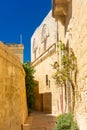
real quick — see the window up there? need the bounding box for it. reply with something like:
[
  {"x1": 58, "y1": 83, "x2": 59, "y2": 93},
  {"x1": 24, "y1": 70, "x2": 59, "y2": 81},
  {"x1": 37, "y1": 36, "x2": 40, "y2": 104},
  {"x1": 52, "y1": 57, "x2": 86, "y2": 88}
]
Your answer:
[
  {"x1": 41, "y1": 24, "x2": 49, "y2": 51},
  {"x1": 33, "y1": 38, "x2": 38, "y2": 60},
  {"x1": 46, "y1": 74, "x2": 48, "y2": 85}
]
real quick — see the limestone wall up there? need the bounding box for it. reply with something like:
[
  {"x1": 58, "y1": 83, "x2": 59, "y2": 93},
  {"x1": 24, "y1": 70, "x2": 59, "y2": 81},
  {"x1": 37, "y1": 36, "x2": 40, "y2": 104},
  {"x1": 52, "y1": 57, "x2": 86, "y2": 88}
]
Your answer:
[
  {"x1": 6, "y1": 44, "x2": 24, "y2": 63},
  {"x1": 31, "y1": 10, "x2": 57, "y2": 62},
  {"x1": 53, "y1": 0, "x2": 87, "y2": 128},
  {"x1": 65, "y1": 1, "x2": 87, "y2": 129},
  {"x1": 0, "y1": 42, "x2": 28, "y2": 130},
  {"x1": 32, "y1": 44, "x2": 64, "y2": 114},
  {"x1": 31, "y1": 10, "x2": 67, "y2": 115},
  {"x1": 55, "y1": 0, "x2": 87, "y2": 129},
  {"x1": 31, "y1": 0, "x2": 87, "y2": 128}
]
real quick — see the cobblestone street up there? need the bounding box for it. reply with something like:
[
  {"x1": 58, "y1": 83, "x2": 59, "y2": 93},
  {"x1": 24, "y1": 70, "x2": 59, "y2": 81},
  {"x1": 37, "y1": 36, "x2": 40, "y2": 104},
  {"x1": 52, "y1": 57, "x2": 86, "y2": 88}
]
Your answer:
[{"x1": 23, "y1": 111, "x2": 56, "y2": 130}]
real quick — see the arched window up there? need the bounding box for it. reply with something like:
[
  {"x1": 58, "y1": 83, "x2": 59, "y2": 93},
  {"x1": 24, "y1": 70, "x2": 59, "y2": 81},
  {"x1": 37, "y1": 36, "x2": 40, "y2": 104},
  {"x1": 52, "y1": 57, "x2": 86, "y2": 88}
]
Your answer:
[
  {"x1": 33, "y1": 38, "x2": 38, "y2": 60},
  {"x1": 41, "y1": 24, "x2": 49, "y2": 51}
]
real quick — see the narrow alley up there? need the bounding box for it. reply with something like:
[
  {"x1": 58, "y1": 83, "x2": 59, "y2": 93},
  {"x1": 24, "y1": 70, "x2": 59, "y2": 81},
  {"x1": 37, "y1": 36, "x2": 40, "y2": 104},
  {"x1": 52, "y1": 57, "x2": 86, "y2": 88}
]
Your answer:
[{"x1": 23, "y1": 111, "x2": 56, "y2": 130}]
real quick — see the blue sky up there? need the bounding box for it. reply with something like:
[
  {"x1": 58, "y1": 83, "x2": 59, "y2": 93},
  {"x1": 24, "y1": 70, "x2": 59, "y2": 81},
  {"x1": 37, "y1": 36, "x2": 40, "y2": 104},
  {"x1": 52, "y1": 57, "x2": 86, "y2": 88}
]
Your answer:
[{"x1": 0, "y1": 0, "x2": 51, "y2": 62}]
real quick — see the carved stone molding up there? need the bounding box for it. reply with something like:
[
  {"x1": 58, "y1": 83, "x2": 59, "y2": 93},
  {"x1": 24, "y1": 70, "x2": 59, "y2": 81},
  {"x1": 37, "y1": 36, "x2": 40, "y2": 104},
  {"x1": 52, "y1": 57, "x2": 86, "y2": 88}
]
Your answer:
[
  {"x1": 41, "y1": 24, "x2": 49, "y2": 51},
  {"x1": 33, "y1": 38, "x2": 38, "y2": 52},
  {"x1": 41, "y1": 24, "x2": 49, "y2": 43},
  {"x1": 52, "y1": 0, "x2": 71, "y2": 24}
]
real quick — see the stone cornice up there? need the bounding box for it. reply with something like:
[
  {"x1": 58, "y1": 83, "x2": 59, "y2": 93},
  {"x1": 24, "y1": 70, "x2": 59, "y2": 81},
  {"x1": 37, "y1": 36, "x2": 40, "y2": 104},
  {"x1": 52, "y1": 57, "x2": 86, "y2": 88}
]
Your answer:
[
  {"x1": 52, "y1": 0, "x2": 71, "y2": 24},
  {"x1": 32, "y1": 43, "x2": 56, "y2": 67}
]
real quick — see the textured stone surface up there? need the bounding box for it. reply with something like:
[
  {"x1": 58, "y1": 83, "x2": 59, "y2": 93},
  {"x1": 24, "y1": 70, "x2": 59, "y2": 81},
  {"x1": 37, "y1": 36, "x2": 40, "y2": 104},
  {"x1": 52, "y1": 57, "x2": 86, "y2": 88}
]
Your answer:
[
  {"x1": 31, "y1": 10, "x2": 57, "y2": 62},
  {"x1": 53, "y1": 0, "x2": 87, "y2": 129},
  {"x1": 6, "y1": 44, "x2": 24, "y2": 63},
  {"x1": 31, "y1": 11, "x2": 65, "y2": 115},
  {"x1": 23, "y1": 111, "x2": 56, "y2": 130},
  {"x1": 65, "y1": 1, "x2": 87, "y2": 129},
  {"x1": 31, "y1": 0, "x2": 87, "y2": 129},
  {"x1": 0, "y1": 42, "x2": 28, "y2": 130}
]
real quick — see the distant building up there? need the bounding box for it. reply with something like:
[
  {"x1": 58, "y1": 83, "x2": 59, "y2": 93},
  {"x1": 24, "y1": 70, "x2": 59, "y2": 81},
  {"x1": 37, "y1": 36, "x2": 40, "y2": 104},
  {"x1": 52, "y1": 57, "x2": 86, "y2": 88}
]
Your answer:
[
  {"x1": 6, "y1": 44, "x2": 24, "y2": 63},
  {"x1": 31, "y1": 10, "x2": 63, "y2": 114}
]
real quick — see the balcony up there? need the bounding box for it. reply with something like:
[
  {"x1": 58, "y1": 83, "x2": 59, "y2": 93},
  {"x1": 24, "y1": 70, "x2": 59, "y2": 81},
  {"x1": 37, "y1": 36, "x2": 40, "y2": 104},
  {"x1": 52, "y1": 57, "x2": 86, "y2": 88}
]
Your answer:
[{"x1": 52, "y1": 0, "x2": 71, "y2": 24}]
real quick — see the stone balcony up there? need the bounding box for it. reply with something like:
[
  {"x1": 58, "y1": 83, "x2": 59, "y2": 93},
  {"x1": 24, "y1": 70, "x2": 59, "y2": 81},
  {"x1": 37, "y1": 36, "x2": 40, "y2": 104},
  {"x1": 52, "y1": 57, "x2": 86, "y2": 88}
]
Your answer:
[{"x1": 52, "y1": 0, "x2": 71, "y2": 24}]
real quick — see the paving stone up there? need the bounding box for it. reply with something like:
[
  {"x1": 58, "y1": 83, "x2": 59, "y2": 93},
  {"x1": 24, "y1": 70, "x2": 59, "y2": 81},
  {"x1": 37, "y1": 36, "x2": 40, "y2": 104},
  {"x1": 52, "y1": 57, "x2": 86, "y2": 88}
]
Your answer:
[{"x1": 24, "y1": 111, "x2": 56, "y2": 130}]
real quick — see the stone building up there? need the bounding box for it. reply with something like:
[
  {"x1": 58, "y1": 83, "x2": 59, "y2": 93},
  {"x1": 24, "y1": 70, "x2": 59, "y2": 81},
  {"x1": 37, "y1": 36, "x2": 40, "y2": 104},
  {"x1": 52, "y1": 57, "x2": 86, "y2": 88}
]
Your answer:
[
  {"x1": 31, "y1": 0, "x2": 87, "y2": 129},
  {"x1": 31, "y1": 10, "x2": 65, "y2": 114},
  {"x1": 6, "y1": 43, "x2": 24, "y2": 63},
  {"x1": 52, "y1": 0, "x2": 87, "y2": 129},
  {"x1": 0, "y1": 41, "x2": 28, "y2": 130}
]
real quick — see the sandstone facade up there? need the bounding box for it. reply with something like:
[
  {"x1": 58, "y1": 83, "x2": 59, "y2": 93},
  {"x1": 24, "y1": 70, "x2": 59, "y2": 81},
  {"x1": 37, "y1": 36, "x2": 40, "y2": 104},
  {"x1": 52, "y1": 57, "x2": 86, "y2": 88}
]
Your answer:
[
  {"x1": 31, "y1": 10, "x2": 57, "y2": 61},
  {"x1": 6, "y1": 44, "x2": 24, "y2": 63},
  {"x1": 31, "y1": 11, "x2": 65, "y2": 114},
  {"x1": 52, "y1": 0, "x2": 87, "y2": 129},
  {"x1": 0, "y1": 42, "x2": 28, "y2": 130},
  {"x1": 31, "y1": 0, "x2": 87, "y2": 129}
]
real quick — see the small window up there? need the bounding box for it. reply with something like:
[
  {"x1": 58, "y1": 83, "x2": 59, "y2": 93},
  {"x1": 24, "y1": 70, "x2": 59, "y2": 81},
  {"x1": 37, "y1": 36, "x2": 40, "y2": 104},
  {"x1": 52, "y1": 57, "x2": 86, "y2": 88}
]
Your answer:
[
  {"x1": 49, "y1": 80, "x2": 50, "y2": 88},
  {"x1": 41, "y1": 24, "x2": 49, "y2": 51},
  {"x1": 46, "y1": 75, "x2": 48, "y2": 85},
  {"x1": 33, "y1": 38, "x2": 38, "y2": 60}
]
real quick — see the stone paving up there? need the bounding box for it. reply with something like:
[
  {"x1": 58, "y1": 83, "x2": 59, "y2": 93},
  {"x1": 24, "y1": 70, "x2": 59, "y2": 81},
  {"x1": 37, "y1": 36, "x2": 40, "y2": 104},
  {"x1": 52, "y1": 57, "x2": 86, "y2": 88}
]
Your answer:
[{"x1": 23, "y1": 111, "x2": 56, "y2": 130}]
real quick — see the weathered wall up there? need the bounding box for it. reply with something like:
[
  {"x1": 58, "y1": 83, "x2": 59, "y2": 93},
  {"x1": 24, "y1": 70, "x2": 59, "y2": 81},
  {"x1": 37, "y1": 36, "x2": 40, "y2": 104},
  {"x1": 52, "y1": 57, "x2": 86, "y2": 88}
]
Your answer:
[
  {"x1": 33, "y1": 48, "x2": 59, "y2": 114},
  {"x1": 34, "y1": 85, "x2": 42, "y2": 111},
  {"x1": 0, "y1": 42, "x2": 28, "y2": 130},
  {"x1": 34, "y1": 84, "x2": 52, "y2": 113},
  {"x1": 55, "y1": 0, "x2": 87, "y2": 129},
  {"x1": 65, "y1": 1, "x2": 87, "y2": 129},
  {"x1": 31, "y1": 10, "x2": 66, "y2": 115},
  {"x1": 31, "y1": 0, "x2": 87, "y2": 129},
  {"x1": 6, "y1": 44, "x2": 24, "y2": 63},
  {"x1": 31, "y1": 10, "x2": 57, "y2": 62}
]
